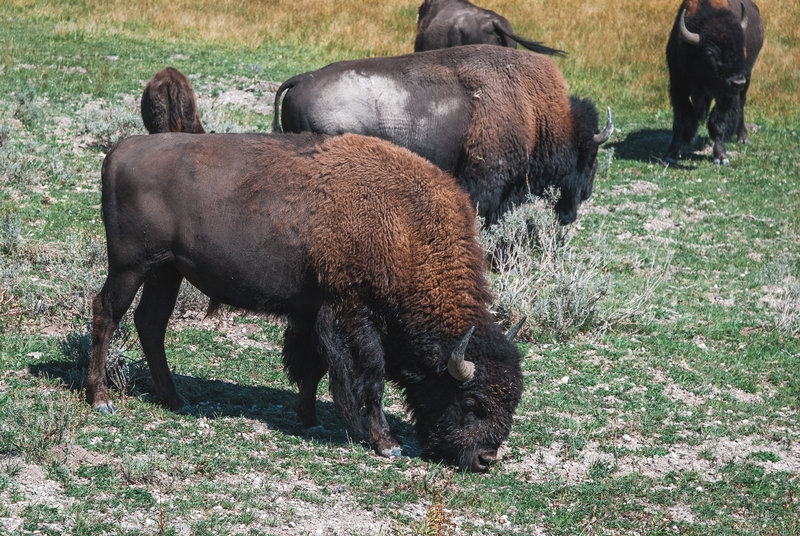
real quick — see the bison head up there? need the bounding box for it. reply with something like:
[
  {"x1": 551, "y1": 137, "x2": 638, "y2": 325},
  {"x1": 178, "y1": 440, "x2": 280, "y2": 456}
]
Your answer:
[
  {"x1": 555, "y1": 100, "x2": 613, "y2": 225},
  {"x1": 677, "y1": 5, "x2": 750, "y2": 98},
  {"x1": 402, "y1": 321, "x2": 525, "y2": 472}
]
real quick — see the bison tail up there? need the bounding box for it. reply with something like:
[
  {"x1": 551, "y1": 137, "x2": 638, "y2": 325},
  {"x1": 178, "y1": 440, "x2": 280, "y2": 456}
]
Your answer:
[
  {"x1": 272, "y1": 78, "x2": 299, "y2": 133},
  {"x1": 167, "y1": 82, "x2": 184, "y2": 132},
  {"x1": 494, "y1": 23, "x2": 567, "y2": 57}
]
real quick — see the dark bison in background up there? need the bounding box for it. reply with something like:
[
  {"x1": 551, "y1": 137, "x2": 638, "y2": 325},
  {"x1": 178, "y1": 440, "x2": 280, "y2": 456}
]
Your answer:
[
  {"x1": 273, "y1": 46, "x2": 612, "y2": 226},
  {"x1": 88, "y1": 131, "x2": 525, "y2": 472},
  {"x1": 415, "y1": 0, "x2": 566, "y2": 56},
  {"x1": 141, "y1": 67, "x2": 206, "y2": 134},
  {"x1": 664, "y1": 0, "x2": 763, "y2": 165}
]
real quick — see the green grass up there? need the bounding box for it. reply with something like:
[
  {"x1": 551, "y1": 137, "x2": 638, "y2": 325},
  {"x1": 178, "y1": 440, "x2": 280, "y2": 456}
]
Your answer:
[{"x1": 1, "y1": 1, "x2": 800, "y2": 534}]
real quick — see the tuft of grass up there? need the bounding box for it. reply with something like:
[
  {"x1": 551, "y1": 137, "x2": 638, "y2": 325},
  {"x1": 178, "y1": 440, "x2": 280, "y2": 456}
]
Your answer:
[
  {"x1": 0, "y1": 389, "x2": 89, "y2": 463},
  {"x1": 1, "y1": 205, "x2": 22, "y2": 255},
  {"x1": 59, "y1": 322, "x2": 147, "y2": 395},
  {"x1": 762, "y1": 255, "x2": 800, "y2": 335},
  {"x1": 80, "y1": 99, "x2": 144, "y2": 151},
  {"x1": 13, "y1": 88, "x2": 43, "y2": 126}
]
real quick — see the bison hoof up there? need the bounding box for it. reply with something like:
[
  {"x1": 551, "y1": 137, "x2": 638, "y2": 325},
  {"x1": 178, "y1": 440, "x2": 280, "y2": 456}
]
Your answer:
[
  {"x1": 713, "y1": 158, "x2": 730, "y2": 166},
  {"x1": 379, "y1": 445, "x2": 403, "y2": 458},
  {"x1": 302, "y1": 424, "x2": 327, "y2": 435},
  {"x1": 176, "y1": 404, "x2": 198, "y2": 416},
  {"x1": 93, "y1": 401, "x2": 116, "y2": 414},
  {"x1": 663, "y1": 156, "x2": 677, "y2": 166}
]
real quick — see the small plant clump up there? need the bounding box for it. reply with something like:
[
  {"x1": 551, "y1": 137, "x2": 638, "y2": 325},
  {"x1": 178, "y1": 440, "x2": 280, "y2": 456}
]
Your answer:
[
  {"x1": 480, "y1": 191, "x2": 610, "y2": 341},
  {"x1": 80, "y1": 99, "x2": 144, "y2": 151},
  {"x1": 0, "y1": 389, "x2": 89, "y2": 464},
  {"x1": 59, "y1": 322, "x2": 147, "y2": 394}
]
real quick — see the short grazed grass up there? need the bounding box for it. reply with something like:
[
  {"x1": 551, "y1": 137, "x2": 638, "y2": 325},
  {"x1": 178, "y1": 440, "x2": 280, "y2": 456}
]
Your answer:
[{"x1": 1, "y1": 1, "x2": 799, "y2": 534}]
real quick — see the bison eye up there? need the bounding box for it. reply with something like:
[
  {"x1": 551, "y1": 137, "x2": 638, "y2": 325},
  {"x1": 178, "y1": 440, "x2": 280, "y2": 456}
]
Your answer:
[{"x1": 463, "y1": 396, "x2": 484, "y2": 414}]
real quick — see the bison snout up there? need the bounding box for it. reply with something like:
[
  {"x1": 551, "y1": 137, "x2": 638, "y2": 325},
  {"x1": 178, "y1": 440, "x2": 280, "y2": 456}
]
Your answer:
[
  {"x1": 472, "y1": 448, "x2": 499, "y2": 472},
  {"x1": 727, "y1": 76, "x2": 747, "y2": 93}
]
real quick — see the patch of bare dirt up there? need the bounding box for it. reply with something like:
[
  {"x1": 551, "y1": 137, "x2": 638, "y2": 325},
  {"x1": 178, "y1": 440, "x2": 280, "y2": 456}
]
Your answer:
[
  {"x1": 0, "y1": 458, "x2": 76, "y2": 533},
  {"x1": 609, "y1": 180, "x2": 659, "y2": 197},
  {"x1": 506, "y1": 433, "x2": 800, "y2": 485}
]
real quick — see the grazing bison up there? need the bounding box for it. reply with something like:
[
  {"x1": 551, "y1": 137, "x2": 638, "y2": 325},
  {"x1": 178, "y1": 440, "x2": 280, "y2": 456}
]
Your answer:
[
  {"x1": 415, "y1": 0, "x2": 566, "y2": 56},
  {"x1": 664, "y1": 0, "x2": 763, "y2": 165},
  {"x1": 273, "y1": 46, "x2": 612, "y2": 226},
  {"x1": 141, "y1": 67, "x2": 206, "y2": 134},
  {"x1": 88, "y1": 132, "x2": 525, "y2": 472}
]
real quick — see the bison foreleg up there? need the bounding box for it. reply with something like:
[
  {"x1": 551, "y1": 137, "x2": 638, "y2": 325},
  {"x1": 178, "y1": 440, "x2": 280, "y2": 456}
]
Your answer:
[
  {"x1": 88, "y1": 270, "x2": 146, "y2": 412},
  {"x1": 708, "y1": 96, "x2": 740, "y2": 166},
  {"x1": 283, "y1": 315, "x2": 328, "y2": 431},
  {"x1": 736, "y1": 79, "x2": 752, "y2": 144},
  {"x1": 316, "y1": 302, "x2": 402, "y2": 458},
  {"x1": 133, "y1": 264, "x2": 190, "y2": 413},
  {"x1": 665, "y1": 83, "x2": 699, "y2": 164}
]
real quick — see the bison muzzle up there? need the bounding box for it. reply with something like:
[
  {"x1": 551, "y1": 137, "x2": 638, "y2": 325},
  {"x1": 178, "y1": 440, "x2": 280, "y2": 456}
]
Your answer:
[{"x1": 88, "y1": 132, "x2": 525, "y2": 472}]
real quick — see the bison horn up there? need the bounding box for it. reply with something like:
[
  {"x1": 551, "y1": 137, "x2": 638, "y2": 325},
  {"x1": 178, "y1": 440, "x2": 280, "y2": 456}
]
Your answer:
[
  {"x1": 448, "y1": 326, "x2": 476, "y2": 382},
  {"x1": 593, "y1": 107, "x2": 614, "y2": 144},
  {"x1": 740, "y1": 3, "x2": 748, "y2": 30},
  {"x1": 678, "y1": 9, "x2": 701, "y2": 45},
  {"x1": 505, "y1": 316, "x2": 527, "y2": 342}
]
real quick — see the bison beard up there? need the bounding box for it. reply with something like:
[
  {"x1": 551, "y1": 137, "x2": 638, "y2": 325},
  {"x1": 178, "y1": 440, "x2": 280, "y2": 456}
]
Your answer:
[
  {"x1": 88, "y1": 132, "x2": 524, "y2": 472},
  {"x1": 664, "y1": 0, "x2": 763, "y2": 165},
  {"x1": 273, "y1": 45, "x2": 612, "y2": 226},
  {"x1": 414, "y1": 0, "x2": 566, "y2": 56}
]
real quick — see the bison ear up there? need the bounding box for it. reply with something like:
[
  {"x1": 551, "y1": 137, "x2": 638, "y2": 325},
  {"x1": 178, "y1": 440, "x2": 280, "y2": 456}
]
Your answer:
[
  {"x1": 593, "y1": 108, "x2": 613, "y2": 145},
  {"x1": 678, "y1": 9, "x2": 701, "y2": 45},
  {"x1": 448, "y1": 327, "x2": 476, "y2": 382}
]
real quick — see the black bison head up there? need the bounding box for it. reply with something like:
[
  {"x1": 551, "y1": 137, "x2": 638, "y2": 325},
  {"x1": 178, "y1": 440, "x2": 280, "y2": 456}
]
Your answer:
[
  {"x1": 676, "y1": 4, "x2": 750, "y2": 98},
  {"x1": 554, "y1": 99, "x2": 613, "y2": 225},
  {"x1": 399, "y1": 323, "x2": 524, "y2": 472}
]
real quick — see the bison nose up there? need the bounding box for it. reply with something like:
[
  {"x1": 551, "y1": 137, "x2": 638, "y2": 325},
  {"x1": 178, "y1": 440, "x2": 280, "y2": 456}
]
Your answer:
[
  {"x1": 727, "y1": 76, "x2": 747, "y2": 92},
  {"x1": 473, "y1": 449, "x2": 498, "y2": 472}
]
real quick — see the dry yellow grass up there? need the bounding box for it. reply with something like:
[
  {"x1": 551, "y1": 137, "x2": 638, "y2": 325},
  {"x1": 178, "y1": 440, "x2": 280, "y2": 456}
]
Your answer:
[{"x1": 13, "y1": 0, "x2": 799, "y2": 120}]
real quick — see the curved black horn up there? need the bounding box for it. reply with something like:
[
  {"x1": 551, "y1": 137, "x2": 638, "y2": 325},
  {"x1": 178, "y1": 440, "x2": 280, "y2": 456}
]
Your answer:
[
  {"x1": 593, "y1": 107, "x2": 614, "y2": 144},
  {"x1": 448, "y1": 326, "x2": 476, "y2": 382},
  {"x1": 505, "y1": 316, "x2": 527, "y2": 342},
  {"x1": 678, "y1": 9, "x2": 701, "y2": 45},
  {"x1": 740, "y1": 3, "x2": 748, "y2": 30}
]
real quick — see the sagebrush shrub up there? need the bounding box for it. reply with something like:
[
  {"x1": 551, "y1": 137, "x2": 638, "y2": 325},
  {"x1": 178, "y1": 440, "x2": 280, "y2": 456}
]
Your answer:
[{"x1": 480, "y1": 192, "x2": 609, "y2": 341}]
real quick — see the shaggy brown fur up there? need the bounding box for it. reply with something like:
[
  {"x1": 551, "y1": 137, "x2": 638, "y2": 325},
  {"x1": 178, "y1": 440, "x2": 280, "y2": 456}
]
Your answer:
[
  {"x1": 141, "y1": 67, "x2": 205, "y2": 134},
  {"x1": 89, "y1": 132, "x2": 523, "y2": 472}
]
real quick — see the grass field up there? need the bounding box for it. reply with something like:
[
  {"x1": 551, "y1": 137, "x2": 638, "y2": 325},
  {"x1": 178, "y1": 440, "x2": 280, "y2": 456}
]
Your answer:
[{"x1": 1, "y1": 0, "x2": 799, "y2": 534}]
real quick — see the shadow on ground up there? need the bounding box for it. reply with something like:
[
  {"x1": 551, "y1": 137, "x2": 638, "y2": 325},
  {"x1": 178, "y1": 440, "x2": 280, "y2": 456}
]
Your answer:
[
  {"x1": 30, "y1": 354, "x2": 421, "y2": 458},
  {"x1": 609, "y1": 128, "x2": 709, "y2": 168}
]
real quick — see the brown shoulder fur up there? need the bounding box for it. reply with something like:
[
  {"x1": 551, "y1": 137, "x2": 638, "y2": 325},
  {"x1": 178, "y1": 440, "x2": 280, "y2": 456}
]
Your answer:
[
  {"x1": 682, "y1": 0, "x2": 736, "y2": 16},
  {"x1": 458, "y1": 47, "x2": 573, "y2": 167},
  {"x1": 312, "y1": 134, "x2": 491, "y2": 336}
]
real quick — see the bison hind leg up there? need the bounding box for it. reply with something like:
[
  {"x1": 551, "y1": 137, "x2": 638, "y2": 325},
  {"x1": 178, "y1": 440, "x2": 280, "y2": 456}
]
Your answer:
[
  {"x1": 133, "y1": 264, "x2": 190, "y2": 413},
  {"x1": 283, "y1": 314, "x2": 328, "y2": 430},
  {"x1": 88, "y1": 269, "x2": 149, "y2": 412},
  {"x1": 316, "y1": 302, "x2": 402, "y2": 458}
]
